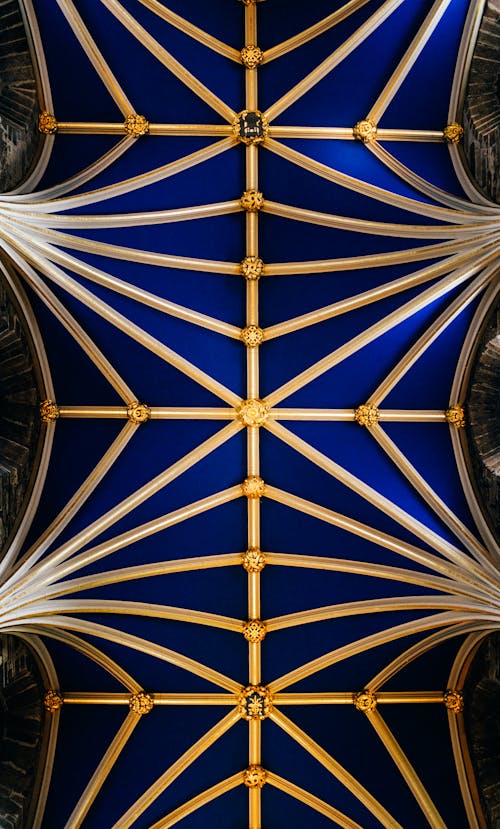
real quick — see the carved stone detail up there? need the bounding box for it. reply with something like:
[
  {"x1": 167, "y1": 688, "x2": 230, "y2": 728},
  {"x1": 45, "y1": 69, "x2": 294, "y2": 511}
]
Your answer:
[
  {"x1": 233, "y1": 110, "x2": 269, "y2": 145},
  {"x1": 40, "y1": 400, "x2": 59, "y2": 423},
  {"x1": 241, "y1": 46, "x2": 263, "y2": 69},
  {"x1": 238, "y1": 685, "x2": 273, "y2": 720},
  {"x1": 445, "y1": 404, "x2": 465, "y2": 429},
  {"x1": 353, "y1": 690, "x2": 377, "y2": 712},
  {"x1": 242, "y1": 548, "x2": 266, "y2": 573},
  {"x1": 241, "y1": 326, "x2": 264, "y2": 347},
  {"x1": 242, "y1": 476, "x2": 265, "y2": 498},
  {"x1": 43, "y1": 690, "x2": 63, "y2": 713},
  {"x1": 38, "y1": 112, "x2": 57, "y2": 135},
  {"x1": 240, "y1": 189, "x2": 264, "y2": 211},
  {"x1": 123, "y1": 114, "x2": 149, "y2": 137},
  {"x1": 443, "y1": 123, "x2": 464, "y2": 144},
  {"x1": 129, "y1": 692, "x2": 154, "y2": 714},
  {"x1": 353, "y1": 119, "x2": 377, "y2": 143},
  {"x1": 127, "y1": 401, "x2": 151, "y2": 423},
  {"x1": 242, "y1": 619, "x2": 267, "y2": 643},
  {"x1": 241, "y1": 256, "x2": 264, "y2": 280},
  {"x1": 243, "y1": 765, "x2": 267, "y2": 788},
  {"x1": 444, "y1": 689, "x2": 464, "y2": 714},
  {"x1": 354, "y1": 404, "x2": 379, "y2": 427},
  {"x1": 237, "y1": 398, "x2": 269, "y2": 427}
]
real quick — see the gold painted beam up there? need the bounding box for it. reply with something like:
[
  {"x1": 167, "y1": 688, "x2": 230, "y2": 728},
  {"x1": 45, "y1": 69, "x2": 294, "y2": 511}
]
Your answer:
[
  {"x1": 268, "y1": 126, "x2": 445, "y2": 141},
  {"x1": 62, "y1": 693, "x2": 237, "y2": 706},
  {"x1": 53, "y1": 122, "x2": 233, "y2": 136},
  {"x1": 270, "y1": 408, "x2": 447, "y2": 422},
  {"x1": 55, "y1": 406, "x2": 236, "y2": 419},
  {"x1": 274, "y1": 692, "x2": 444, "y2": 704}
]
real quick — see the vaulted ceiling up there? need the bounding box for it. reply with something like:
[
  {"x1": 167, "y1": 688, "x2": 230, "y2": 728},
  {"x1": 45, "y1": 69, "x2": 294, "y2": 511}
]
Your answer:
[{"x1": 0, "y1": 1, "x2": 499, "y2": 828}]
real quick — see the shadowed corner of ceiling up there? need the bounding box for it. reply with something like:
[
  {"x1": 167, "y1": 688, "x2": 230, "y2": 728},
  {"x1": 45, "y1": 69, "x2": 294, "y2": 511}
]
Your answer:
[
  {"x1": 0, "y1": 0, "x2": 44, "y2": 193},
  {"x1": 462, "y1": 0, "x2": 500, "y2": 204}
]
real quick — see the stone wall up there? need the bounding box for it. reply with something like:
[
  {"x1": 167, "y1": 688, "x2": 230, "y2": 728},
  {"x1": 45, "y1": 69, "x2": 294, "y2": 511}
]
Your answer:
[
  {"x1": 462, "y1": 1, "x2": 500, "y2": 203},
  {"x1": 0, "y1": 636, "x2": 45, "y2": 829},
  {"x1": 0, "y1": 276, "x2": 41, "y2": 553},
  {"x1": 466, "y1": 298, "x2": 500, "y2": 544},
  {"x1": 0, "y1": 0, "x2": 41, "y2": 192},
  {"x1": 464, "y1": 633, "x2": 500, "y2": 829}
]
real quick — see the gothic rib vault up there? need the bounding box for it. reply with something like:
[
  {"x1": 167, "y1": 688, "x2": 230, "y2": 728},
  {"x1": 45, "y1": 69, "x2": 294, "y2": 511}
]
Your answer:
[{"x1": 0, "y1": 1, "x2": 499, "y2": 827}]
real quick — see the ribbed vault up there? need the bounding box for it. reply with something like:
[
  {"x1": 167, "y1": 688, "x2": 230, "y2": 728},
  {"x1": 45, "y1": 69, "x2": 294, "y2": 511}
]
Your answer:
[{"x1": 0, "y1": 1, "x2": 498, "y2": 828}]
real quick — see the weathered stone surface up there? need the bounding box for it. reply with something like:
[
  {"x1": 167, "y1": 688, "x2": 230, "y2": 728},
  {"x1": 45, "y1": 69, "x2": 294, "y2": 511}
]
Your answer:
[
  {"x1": 0, "y1": 275, "x2": 41, "y2": 553},
  {"x1": 0, "y1": 636, "x2": 45, "y2": 829},
  {"x1": 464, "y1": 633, "x2": 500, "y2": 828},
  {"x1": 0, "y1": 0, "x2": 42, "y2": 192},
  {"x1": 462, "y1": 1, "x2": 500, "y2": 203},
  {"x1": 466, "y1": 297, "x2": 500, "y2": 543}
]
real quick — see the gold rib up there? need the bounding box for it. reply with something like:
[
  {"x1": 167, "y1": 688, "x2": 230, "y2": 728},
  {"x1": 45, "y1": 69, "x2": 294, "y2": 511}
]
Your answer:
[
  {"x1": 25, "y1": 486, "x2": 242, "y2": 594},
  {"x1": 366, "y1": 709, "x2": 447, "y2": 829},
  {"x1": 369, "y1": 425, "x2": 495, "y2": 568},
  {"x1": 264, "y1": 248, "x2": 488, "y2": 340},
  {"x1": 63, "y1": 693, "x2": 237, "y2": 705},
  {"x1": 264, "y1": 200, "x2": 496, "y2": 238},
  {"x1": 265, "y1": 487, "x2": 497, "y2": 594},
  {"x1": 264, "y1": 138, "x2": 489, "y2": 224},
  {"x1": 27, "y1": 615, "x2": 241, "y2": 693},
  {"x1": 12, "y1": 219, "x2": 239, "y2": 275},
  {"x1": 265, "y1": 0, "x2": 405, "y2": 121},
  {"x1": 271, "y1": 709, "x2": 403, "y2": 828},
  {"x1": 266, "y1": 595, "x2": 493, "y2": 633},
  {"x1": 265, "y1": 552, "x2": 491, "y2": 602},
  {"x1": 5, "y1": 598, "x2": 242, "y2": 633},
  {"x1": 149, "y1": 774, "x2": 242, "y2": 829},
  {"x1": 8, "y1": 424, "x2": 241, "y2": 596},
  {"x1": 266, "y1": 420, "x2": 497, "y2": 585},
  {"x1": 368, "y1": 622, "x2": 493, "y2": 691},
  {"x1": 265, "y1": 258, "x2": 496, "y2": 405},
  {"x1": 2, "y1": 232, "x2": 241, "y2": 406},
  {"x1": 15, "y1": 201, "x2": 241, "y2": 229},
  {"x1": 368, "y1": 263, "x2": 498, "y2": 406},
  {"x1": 21, "y1": 138, "x2": 234, "y2": 212},
  {"x1": 137, "y1": 0, "x2": 240, "y2": 61},
  {"x1": 111, "y1": 710, "x2": 240, "y2": 829},
  {"x1": 9, "y1": 254, "x2": 134, "y2": 401},
  {"x1": 101, "y1": 0, "x2": 235, "y2": 122},
  {"x1": 55, "y1": 0, "x2": 133, "y2": 115},
  {"x1": 4, "y1": 422, "x2": 138, "y2": 592},
  {"x1": 23, "y1": 627, "x2": 141, "y2": 692},
  {"x1": 269, "y1": 612, "x2": 473, "y2": 693},
  {"x1": 367, "y1": 0, "x2": 453, "y2": 123},
  {"x1": 64, "y1": 712, "x2": 140, "y2": 829},
  {"x1": 267, "y1": 772, "x2": 364, "y2": 829},
  {"x1": 274, "y1": 692, "x2": 444, "y2": 705}
]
